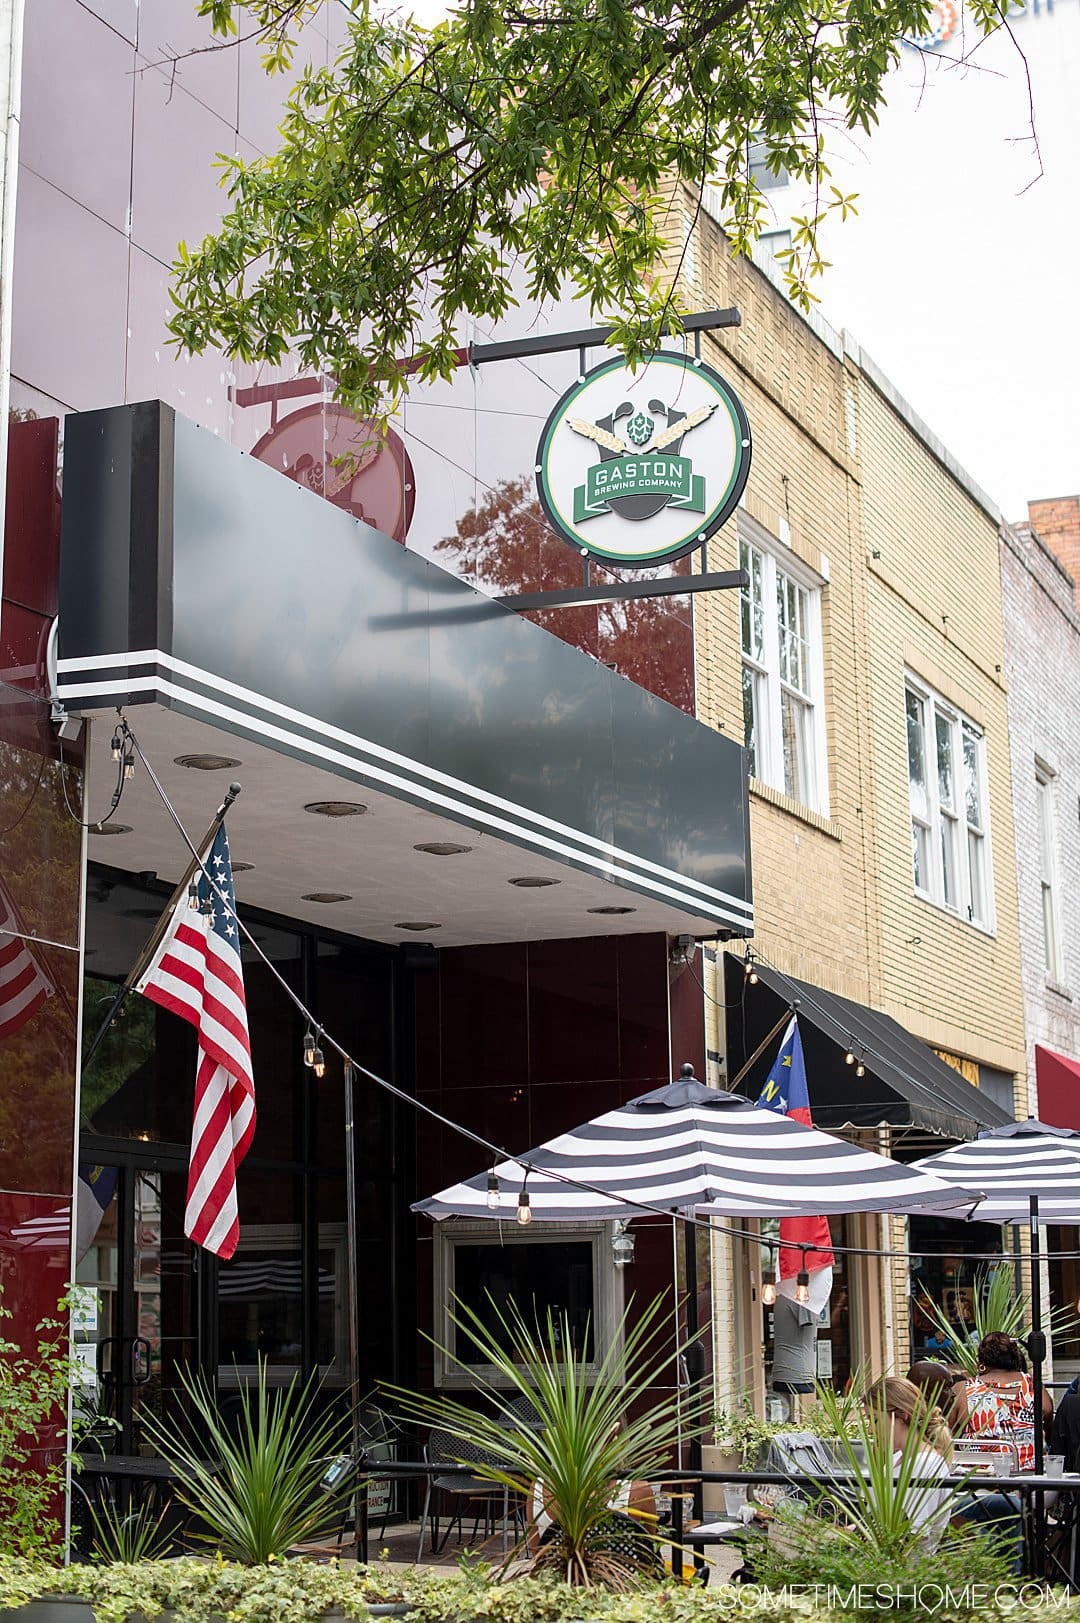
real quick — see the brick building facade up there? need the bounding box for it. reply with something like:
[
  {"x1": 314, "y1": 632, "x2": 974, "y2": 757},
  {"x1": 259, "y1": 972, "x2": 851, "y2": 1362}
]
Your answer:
[{"x1": 674, "y1": 189, "x2": 1028, "y2": 1406}]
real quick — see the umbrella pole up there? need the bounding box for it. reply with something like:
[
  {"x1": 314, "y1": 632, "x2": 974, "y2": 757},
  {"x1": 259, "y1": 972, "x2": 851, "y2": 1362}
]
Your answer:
[
  {"x1": 345, "y1": 1061, "x2": 364, "y2": 1561},
  {"x1": 1029, "y1": 1192, "x2": 1046, "y2": 1576},
  {"x1": 683, "y1": 1210, "x2": 703, "y2": 1518}
]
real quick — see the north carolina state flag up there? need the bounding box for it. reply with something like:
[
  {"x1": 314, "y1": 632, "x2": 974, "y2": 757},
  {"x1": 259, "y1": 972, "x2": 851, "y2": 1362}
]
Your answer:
[{"x1": 757, "y1": 1016, "x2": 834, "y2": 1310}]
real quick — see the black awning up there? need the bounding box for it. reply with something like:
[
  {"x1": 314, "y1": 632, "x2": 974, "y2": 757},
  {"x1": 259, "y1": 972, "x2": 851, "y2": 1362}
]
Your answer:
[{"x1": 723, "y1": 954, "x2": 1012, "y2": 1142}]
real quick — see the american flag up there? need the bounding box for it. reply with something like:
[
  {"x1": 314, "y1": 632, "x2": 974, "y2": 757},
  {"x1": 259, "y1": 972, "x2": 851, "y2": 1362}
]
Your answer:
[
  {"x1": 0, "y1": 875, "x2": 54, "y2": 1039},
  {"x1": 136, "y1": 826, "x2": 255, "y2": 1259}
]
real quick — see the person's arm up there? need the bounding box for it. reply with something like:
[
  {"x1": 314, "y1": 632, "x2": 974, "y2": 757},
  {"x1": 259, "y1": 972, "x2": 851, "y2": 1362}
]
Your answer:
[{"x1": 626, "y1": 1480, "x2": 657, "y2": 1523}]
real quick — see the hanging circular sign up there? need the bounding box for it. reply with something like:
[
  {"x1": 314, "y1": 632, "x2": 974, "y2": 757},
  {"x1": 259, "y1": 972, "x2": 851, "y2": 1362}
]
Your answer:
[{"x1": 534, "y1": 350, "x2": 752, "y2": 568}]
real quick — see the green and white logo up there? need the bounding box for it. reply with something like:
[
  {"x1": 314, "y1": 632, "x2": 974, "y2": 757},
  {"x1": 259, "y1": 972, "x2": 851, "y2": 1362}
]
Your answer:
[{"x1": 535, "y1": 351, "x2": 752, "y2": 567}]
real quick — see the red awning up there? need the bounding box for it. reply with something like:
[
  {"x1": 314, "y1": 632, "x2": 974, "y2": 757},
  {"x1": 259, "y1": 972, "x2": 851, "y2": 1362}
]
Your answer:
[{"x1": 1035, "y1": 1045, "x2": 1080, "y2": 1131}]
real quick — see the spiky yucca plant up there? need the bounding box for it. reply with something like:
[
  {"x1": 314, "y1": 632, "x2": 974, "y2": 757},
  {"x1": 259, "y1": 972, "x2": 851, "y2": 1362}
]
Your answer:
[
  {"x1": 144, "y1": 1358, "x2": 352, "y2": 1564},
  {"x1": 388, "y1": 1293, "x2": 703, "y2": 1589},
  {"x1": 918, "y1": 1264, "x2": 1077, "y2": 1377}
]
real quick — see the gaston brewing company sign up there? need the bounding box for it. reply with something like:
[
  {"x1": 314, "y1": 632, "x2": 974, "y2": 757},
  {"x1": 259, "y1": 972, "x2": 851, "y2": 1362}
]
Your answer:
[{"x1": 535, "y1": 351, "x2": 752, "y2": 567}]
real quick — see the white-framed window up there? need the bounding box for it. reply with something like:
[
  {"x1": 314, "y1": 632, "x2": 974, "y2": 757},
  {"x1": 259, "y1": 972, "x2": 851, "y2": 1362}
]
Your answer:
[
  {"x1": 1036, "y1": 763, "x2": 1062, "y2": 982},
  {"x1": 432, "y1": 1221, "x2": 624, "y2": 1388},
  {"x1": 904, "y1": 675, "x2": 993, "y2": 928},
  {"x1": 739, "y1": 518, "x2": 829, "y2": 815}
]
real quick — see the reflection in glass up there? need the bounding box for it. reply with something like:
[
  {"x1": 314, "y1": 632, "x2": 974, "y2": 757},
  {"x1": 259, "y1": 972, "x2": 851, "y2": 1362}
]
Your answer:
[
  {"x1": 452, "y1": 1241, "x2": 595, "y2": 1364},
  {"x1": 435, "y1": 476, "x2": 696, "y2": 713}
]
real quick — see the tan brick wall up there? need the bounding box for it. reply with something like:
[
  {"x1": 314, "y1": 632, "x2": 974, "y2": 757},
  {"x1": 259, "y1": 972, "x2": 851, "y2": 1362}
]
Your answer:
[
  {"x1": 857, "y1": 373, "x2": 1027, "y2": 1089},
  {"x1": 679, "y1": 192, "x2": 1029, "y2": 1391}
]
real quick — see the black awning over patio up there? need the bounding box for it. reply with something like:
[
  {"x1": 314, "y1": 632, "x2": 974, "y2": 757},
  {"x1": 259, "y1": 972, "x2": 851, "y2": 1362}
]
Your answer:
[{"x1": 723, "y1": 953, "x2": 1012, "y2": 1142}]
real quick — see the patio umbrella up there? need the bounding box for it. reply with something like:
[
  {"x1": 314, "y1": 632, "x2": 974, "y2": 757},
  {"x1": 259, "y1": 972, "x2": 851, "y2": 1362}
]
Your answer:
[
  {"x1": 415, "y1": 1071, "x2": 986, "y2": 1222},
  {"x1": 915, "y1": 1117, "x2": 1080, "y2": 1476},
  {"x1": 416, "y1": 1070, "x2": 985, "y2": 1503}
]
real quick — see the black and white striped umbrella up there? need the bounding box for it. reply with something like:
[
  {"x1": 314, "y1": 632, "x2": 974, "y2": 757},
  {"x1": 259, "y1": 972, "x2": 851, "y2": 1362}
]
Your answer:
[
  {"x1": 915, "y1": 1118, "x2": 1080, "y2": 1479},
  {"x1": 414, "y1": 1075, "x2": 983, "y2": 1221},
  {"x1": 913, "y1": 1117, "x2": 1080, "y2": 1224}
]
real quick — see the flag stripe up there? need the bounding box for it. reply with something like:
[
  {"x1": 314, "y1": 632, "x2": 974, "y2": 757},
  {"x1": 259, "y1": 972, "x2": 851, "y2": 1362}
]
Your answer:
[
  {"x1": 0, "y1": 876, "x2": 55, "y2": 1038},
  {"x1": 137, "y1": 828, "x2": 254, "y2": 1259}
]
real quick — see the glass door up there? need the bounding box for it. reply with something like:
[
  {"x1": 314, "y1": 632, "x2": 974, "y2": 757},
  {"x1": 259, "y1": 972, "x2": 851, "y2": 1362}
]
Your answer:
[{"x1": 73, "y1": 1162, "x2": 198, "y2": 1456}]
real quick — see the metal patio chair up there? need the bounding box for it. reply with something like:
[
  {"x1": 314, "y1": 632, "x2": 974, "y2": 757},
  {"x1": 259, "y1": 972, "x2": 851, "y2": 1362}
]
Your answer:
[{"x1": 417, "y1": 1428, "x2": 520, "y2": 1560}]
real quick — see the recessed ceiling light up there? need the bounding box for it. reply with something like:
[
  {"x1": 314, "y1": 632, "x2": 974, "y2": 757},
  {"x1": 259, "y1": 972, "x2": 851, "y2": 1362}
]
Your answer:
[
  {"x1": 301, "y1": 892, "x2": 353, "y2": 904},
  {"x1": 395, "y1": 921, "x2": 442, "y2": 931},
  {"x1": 414, "y1": 842, "x2": 474, "y2": 856},
  {"x1": 174, "y1": 753, "x2": 241, "y2": 770},
  {"x1": 91, "y1": 822, "x2": 132, "y2": 836},
  {"x1": 508, "y1": 876, "x2": 561, "y2": 888},
  {"x1": 304, "y1": 801, "x2": 368, "y2": 817},
  {"x1": 232, "y1": 861, "x2": 255, "y2": 873},
  {"x1": 588, "y1": 905, "x2": 637, "y2": 915}
]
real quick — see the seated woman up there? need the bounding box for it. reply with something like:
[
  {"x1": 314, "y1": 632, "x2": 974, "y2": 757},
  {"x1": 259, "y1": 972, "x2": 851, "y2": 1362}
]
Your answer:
[
  {"x1": 907, "y1": 1360, "x2": 970, "y2": 1437},
  {"x1": 864, "y1": 1376, "x2": 954, "y2": 1550},
  {"x1": 952, "y1": 1333, "x2": 1052, "y2": 1572},
  {"x1": 963, "y1": 1332, "x2": 1052, "y2": 1471}
]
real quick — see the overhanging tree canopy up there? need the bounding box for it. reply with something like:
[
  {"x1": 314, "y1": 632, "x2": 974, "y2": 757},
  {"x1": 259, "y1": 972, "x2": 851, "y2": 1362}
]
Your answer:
[{"x1": 178, "y1": 0, "x2": 1018, "y2": 416}]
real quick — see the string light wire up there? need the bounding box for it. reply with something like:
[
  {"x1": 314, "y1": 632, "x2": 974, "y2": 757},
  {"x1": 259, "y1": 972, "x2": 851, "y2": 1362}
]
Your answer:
[{"x1": 122, "y1": 722, "x2": 1068, "y2": 1268}]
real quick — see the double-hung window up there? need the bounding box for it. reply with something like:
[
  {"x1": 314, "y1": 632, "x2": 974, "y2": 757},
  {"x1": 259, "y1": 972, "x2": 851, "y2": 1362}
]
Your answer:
[
  {"x1": 1036, "y1": 764, "x2": 1062, "y2": 982},
  {"x1": 904, "y1": 675, "x2": 993, "y2": 928},
  {"x1": 739, "y1": 521, "x2": 828, "y2": 815}
]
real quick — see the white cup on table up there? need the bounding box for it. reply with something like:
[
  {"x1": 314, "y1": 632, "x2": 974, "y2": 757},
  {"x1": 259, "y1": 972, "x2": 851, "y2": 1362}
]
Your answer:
[{"x1": 1045, "y1": 1454, "x2": 1066, "y2": 1478}]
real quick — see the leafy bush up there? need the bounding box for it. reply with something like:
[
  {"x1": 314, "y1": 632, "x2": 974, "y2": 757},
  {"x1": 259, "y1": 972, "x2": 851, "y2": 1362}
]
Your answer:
[
  {"x1": 0, "y1": 1291, "x2": 73, "y2": 1560},
  {"x1": 0, "y1": 1554, "x2": 1056, "y2": 1623}
]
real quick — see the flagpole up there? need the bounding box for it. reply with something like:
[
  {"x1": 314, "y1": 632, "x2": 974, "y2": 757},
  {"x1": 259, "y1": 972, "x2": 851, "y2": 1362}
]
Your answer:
[{"x1": 80, "y1": 782, "x2": 242, "y2": 1075}]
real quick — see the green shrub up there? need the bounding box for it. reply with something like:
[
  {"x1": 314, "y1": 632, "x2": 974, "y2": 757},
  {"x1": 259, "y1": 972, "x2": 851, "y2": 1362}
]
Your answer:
[{"x1": 0, "y1": 1291, "x2": 73, "y2": 1560}]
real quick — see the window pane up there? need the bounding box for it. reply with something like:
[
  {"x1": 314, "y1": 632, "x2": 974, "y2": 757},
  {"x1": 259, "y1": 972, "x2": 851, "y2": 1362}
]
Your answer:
[
  {"x1": 742, "y1": 663, "x2": 759, "y2": 778},
  {"x1": 751, "y1": 549, "x2": 765, "y2": 658},
  {"x1": 936, "y1": 712, "x2": 954, "y2": 810},
  {"x1": 781, "y1": 689, "x2": 810, "y2": 804},
  {"x1": 912, "y1": 821, "x2": 930, "y2": 892},
  {"x1": 941, "y1": 815, "x2": 959, "y2": 909},
  {"x1": 969, "y1": 829, "x2": 987, "y2": 927},
  {"x1": 906, "y1": 690, "x2": 927, "y2": 816},
  {"x1": 777, "y1": 572, "x2": 810, "y2": 696},
  {"x1": 963, "y1": 726, "x2": 983, "y2": 830},
  {"x1": 740, "y1": 541, "x2": 764, "y2": 661},
  {"x1": 1043, "y1": 882, "x2": 1058, "y2": 977}
]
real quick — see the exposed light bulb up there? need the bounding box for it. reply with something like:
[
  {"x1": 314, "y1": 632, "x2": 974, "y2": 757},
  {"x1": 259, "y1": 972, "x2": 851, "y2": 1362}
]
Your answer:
[
  {"x1": 303, "y1": 1031, "x2": 316, "y2": 1068},
  {"x1": 486, "y1": 1170, "x2": 500, "y2": 1211},
  {"x1": 187, "y1": 882, "x2": 200, "y2": 911},
  {"x1": 123, "y1": 752, "x2": 136, "y2": 780},
  {"x1": 845, "y1": 1050, "x2": 856, "y2": 1066},
  {"x1": 795, "y1": 1269, "x2": 811, "y2": 1306},
  {"x1": 761, "y1": 1271, "x2": 777, "y2": 1306},
  {"x1": 110, "y1": 730, "x2": 123, "y2": 762},
  {"x1": 517, "y1": 1190, "x2": 532, "y2": 1226},
  {"x1": 749, "y1": 968, "x2": 759, "y2": 985},
  {"x1": 855, "y1": 1061, "x2": 866, "y2": 1077},
  {"x1": 313, "y1": 1046, "x2": 326, "y2": 1079}
]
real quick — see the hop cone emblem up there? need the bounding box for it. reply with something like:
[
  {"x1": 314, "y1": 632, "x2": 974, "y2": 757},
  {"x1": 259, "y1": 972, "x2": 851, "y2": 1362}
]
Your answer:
[{"x1": 626, "y1": 410, "x2": 654, "y2": 448}]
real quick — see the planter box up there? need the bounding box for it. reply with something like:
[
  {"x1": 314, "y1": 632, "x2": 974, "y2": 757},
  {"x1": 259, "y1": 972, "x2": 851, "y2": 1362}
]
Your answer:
[{"x1": 0, "y1": 1601, "x2": 413, "y2": 1623}]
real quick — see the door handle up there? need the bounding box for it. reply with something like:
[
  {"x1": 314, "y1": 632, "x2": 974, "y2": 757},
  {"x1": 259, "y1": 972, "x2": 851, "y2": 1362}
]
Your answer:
[{"x1": 130, "y1": 1337, "x2": 152, "y2": 1385}]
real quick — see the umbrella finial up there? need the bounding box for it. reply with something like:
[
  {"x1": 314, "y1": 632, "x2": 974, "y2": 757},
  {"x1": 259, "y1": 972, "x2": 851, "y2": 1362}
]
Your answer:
[{"x1": 679, "y1": 1062, "x2": 696, "y2": 1080}]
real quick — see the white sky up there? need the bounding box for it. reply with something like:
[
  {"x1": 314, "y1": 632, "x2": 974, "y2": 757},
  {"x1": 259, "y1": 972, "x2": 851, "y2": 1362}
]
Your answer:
[{"x1": 774, "y1": 3, "x2": 1080, "y2": 521}]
